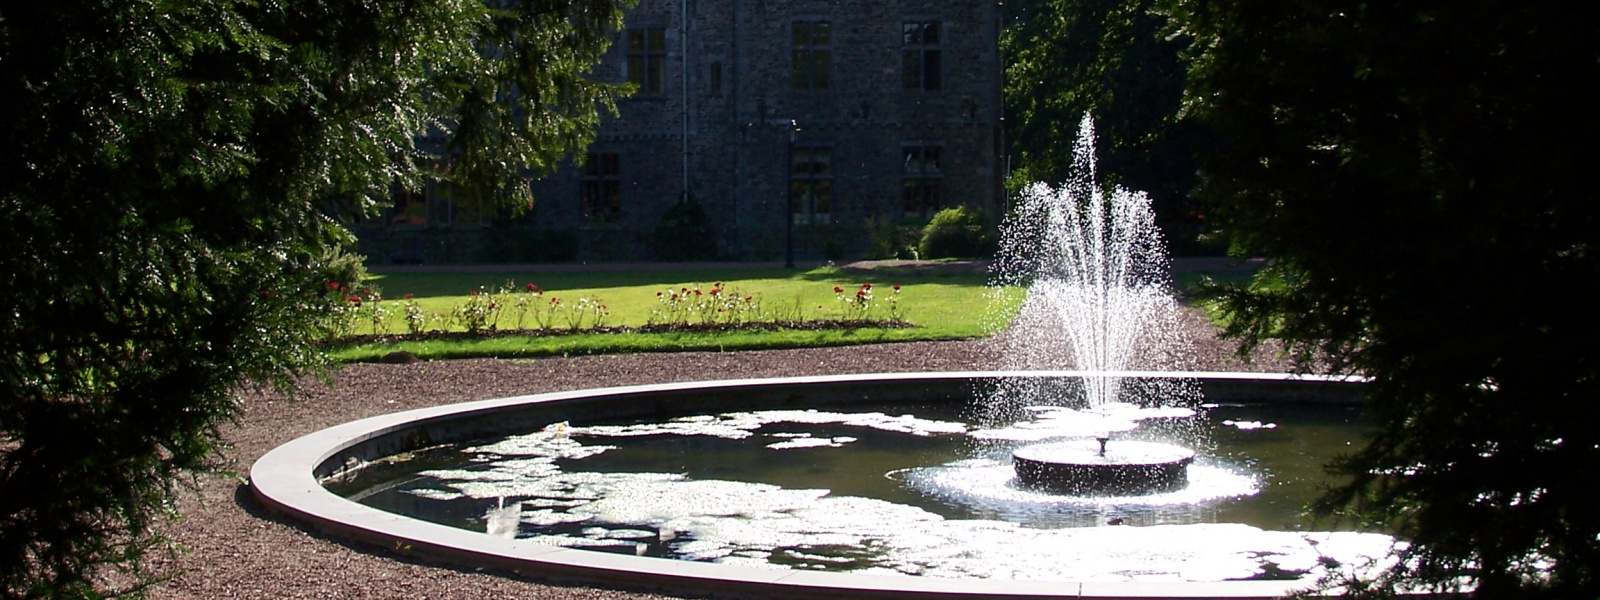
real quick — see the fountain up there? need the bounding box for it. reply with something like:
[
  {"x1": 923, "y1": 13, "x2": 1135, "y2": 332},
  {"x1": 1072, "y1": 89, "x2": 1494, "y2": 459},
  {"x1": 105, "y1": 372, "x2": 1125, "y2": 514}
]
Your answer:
[
  {"x1": 992, "y1": 114, "x2": 1200, "y2": 498},
  {"x1": 1012, "y1": 439, "x2": 1194, "y2": 495},
  {"x1": 248, "y1": 115, "x2": 1394, "y2": 598}
]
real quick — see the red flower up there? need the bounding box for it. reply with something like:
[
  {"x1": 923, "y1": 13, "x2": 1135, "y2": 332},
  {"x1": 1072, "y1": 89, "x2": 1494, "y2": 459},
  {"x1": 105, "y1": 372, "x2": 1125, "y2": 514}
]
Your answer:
[
  {"x1": 327, "y1": 281, "x2": 340, "y2": 291},
  {"x1": 346, "y1": 296, "x2": 361, "y2": 305},
  {"x1": 893, "y1": 285, "x2": 902, "y2": 292},
  {"x1": 709, "y1": 288, "x2": 720, "y2": 296},
  {"x1": 694, "y1": 288, "x2": 702, "y2": 296},
  {"x1": 526, "y1": 283, "x2": 540, "y2": 293},
  {"x1": 469, "y1": 290, "x2": 479, "y2": 297},
  {"x1": 833, "y1": 286, "x2": 844, "y2": 294},
  {"x1": 862, "y1": 283, "x2": 873, "y2": 290},
  {"x1": 656, "y1": 291, "x2": 663, "y2": 297},
  {"x1": 744, "y1": 295, "x2": 753, "y2": 302},
  {"x1": 404, "y1": 293, "x2": 414, "y2": 299}
]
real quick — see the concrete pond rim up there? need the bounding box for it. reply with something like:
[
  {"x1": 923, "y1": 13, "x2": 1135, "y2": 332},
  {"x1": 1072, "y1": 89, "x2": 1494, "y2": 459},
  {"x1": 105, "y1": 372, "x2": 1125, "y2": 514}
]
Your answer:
[{"x1": 249, "y1": 370, "x2": 1369, "y2": 600}]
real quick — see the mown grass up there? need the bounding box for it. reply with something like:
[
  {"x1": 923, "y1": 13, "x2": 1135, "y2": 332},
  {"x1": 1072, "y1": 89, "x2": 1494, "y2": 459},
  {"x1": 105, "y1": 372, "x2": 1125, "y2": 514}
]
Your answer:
[
  {"x1": 1171, "y1": 260, "x2": 1271, "y2": 330},
  {"x1": 1171, "y1": 268, "x2": 1258, "y2": 294},
  {"x1": 329, "y1": 266, "x2": 1023, "y2": 362}
]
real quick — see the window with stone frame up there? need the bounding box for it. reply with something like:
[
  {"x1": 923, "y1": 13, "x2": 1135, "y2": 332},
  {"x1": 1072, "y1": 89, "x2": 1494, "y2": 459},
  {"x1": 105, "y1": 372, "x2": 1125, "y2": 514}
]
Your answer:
[
  {"x1": 428, "y1": 182, "x2": 457, "y2": 226},
  {"x1": 902, "y1": 144, "x2": 943, "y2": 219},
  {"x1": 451, "y1": 186, "x2": 490, "y2": 226},
  {"x1": 581, "y1": 152, "x2": 621, "y2": 224},
  {"x1": 388, "y1": 187, "x2": 428, "y2": 227},
  {"x1": 387, "y1": 179, "x2": 487, "y2": 228},
  {"x1": 792, "y1": 20, "x2": 831, "y2": 91},
  {"x1": 627, "y1": 28, "x2": 666, "y2": 96},
  {"x1": 902, "y1": 21, "x2": 941, "y2": 91},
  {"x1": 791, "y1": 146, "x2": 833, "y2": 225}
]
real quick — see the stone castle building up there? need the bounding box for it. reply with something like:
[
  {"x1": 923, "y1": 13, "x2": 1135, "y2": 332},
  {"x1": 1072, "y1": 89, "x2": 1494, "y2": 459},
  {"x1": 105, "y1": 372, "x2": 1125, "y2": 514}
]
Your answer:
[{"x1": 356, "y1": 0, "x2": 1004, "y2": 263}]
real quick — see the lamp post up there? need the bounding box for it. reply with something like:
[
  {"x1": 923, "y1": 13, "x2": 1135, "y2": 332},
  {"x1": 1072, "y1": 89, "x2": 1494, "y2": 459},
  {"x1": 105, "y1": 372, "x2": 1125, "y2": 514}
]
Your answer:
[{"x1": 784, "y1": 120, "x2": 800, "y2": 268}]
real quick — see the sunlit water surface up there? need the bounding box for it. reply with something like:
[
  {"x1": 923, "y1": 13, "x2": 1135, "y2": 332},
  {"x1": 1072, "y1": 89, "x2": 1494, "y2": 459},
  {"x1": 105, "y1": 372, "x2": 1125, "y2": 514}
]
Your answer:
[{"x1": 330, "y1": 402, "x2": 1396, "y2": 583}]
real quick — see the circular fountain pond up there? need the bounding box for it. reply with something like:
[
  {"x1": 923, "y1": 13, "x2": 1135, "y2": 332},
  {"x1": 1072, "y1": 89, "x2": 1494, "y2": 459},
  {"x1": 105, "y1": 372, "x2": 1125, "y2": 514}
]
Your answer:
[{"x1": 252, "y1": 371, "x2": 1394, "y2": 599}]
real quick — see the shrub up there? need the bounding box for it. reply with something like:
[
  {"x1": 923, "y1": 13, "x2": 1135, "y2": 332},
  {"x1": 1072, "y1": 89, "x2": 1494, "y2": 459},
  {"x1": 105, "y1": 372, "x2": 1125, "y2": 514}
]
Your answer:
[
  {"x1": 652, "y1": 200, "x2": 717, "y2": 261},
  {"x1": 864, "y1": 215, "x2": 910, "y2": 259},
  {"x1": 483, "y1": 225, "x2": 579, "y2": 263},
  {"x1": 796, "y1": 219, "x2": 858, "y2": 262},
  {"x1": 918, "y1": 206, "x2": 991, "y2": 259}
]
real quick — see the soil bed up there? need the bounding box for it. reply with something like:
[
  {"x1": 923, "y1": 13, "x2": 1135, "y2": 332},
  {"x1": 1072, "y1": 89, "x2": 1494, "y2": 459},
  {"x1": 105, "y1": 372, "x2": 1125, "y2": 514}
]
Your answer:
[{"x1": 325, "y1": 318, "x2": 915, "y2": 349}]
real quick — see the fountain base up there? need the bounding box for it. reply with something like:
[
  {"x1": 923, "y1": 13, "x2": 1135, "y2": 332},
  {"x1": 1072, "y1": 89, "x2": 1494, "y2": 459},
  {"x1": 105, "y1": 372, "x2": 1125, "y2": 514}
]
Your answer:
[{"x1": 1013, "y1": 440, "x2": 1194, "y2": 496}]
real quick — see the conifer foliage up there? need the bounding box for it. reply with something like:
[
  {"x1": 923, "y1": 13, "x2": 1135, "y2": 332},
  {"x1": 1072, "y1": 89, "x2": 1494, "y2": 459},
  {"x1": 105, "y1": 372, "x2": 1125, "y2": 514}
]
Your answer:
[
  {"x1": 0, "y1": 0, "x2": 628, "y2": 596},
  {"x1": 1169, "y1": 2, "x2": 1600, "y2": 597}
]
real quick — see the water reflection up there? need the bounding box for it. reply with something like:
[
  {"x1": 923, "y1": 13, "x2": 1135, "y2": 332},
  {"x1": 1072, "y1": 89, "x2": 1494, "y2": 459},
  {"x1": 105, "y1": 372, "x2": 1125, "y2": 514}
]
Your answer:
[{"x1": 336, "y1": 404, "x2": 1391, "y2": 583}]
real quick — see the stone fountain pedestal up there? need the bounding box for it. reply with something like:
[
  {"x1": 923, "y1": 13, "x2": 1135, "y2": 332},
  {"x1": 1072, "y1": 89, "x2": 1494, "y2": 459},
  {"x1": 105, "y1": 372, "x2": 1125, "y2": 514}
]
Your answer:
[{"x1": 1013, "y1": 439, "x2": 1194, "y2": 496}]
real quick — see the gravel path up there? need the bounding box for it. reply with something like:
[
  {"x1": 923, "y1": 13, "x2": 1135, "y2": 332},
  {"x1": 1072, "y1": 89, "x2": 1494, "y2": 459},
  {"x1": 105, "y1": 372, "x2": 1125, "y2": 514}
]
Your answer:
[{"x1": 147, "y1": 306, "x2": 1293, "y2": 600}]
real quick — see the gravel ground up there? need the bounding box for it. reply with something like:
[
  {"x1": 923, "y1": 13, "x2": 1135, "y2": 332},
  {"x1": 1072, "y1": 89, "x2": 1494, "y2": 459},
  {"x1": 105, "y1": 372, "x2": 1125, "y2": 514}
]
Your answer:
[{"x1": 147, "y1": 305, "x2": 1294, "y2": 600}]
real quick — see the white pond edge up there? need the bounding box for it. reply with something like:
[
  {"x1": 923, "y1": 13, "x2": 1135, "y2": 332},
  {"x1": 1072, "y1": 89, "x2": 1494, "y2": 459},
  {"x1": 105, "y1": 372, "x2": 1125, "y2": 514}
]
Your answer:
[{"x1": 250, "y1": 370, "x2": 1369, "y2": 600}]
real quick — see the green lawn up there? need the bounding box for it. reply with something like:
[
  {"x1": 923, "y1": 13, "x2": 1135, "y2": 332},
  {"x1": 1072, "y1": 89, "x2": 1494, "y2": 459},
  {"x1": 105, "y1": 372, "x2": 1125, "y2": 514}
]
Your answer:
[
  {"x1": 1172, "y1": 268, "x2": 1258, "y2": 294},
  {"x1": 329, "y1": 266, "x2": 1023, "y2": 361}
]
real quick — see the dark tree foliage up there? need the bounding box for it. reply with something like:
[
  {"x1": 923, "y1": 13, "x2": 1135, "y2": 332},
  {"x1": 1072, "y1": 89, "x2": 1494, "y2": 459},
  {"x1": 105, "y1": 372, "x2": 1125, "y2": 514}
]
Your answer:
[
  {"x1": 1166, "y1": 1, "x2": 1600, "y2": 597},
  {"x1": 653, "y1": 200, "x2": 718, "y2": 261},
  {"x1": 0, "y1": 0, "x2": 627, "y2": 597},
  {"x1": 1003, "y1": 0, "x2": 1215, "y2": 254}
]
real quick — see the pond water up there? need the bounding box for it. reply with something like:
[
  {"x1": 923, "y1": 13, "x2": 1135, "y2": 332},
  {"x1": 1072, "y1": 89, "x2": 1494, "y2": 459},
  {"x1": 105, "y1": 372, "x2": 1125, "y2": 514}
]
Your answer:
[{"x1": 327, "y1": 401, "x2": 1395, "y2": 583}]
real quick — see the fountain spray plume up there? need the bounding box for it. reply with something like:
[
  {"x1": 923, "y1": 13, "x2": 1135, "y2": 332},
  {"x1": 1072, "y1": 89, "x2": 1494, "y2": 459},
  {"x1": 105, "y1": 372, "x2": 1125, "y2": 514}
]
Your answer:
[{"x1": 989, "y1": 114, "x2": 1196, "y2": 420}]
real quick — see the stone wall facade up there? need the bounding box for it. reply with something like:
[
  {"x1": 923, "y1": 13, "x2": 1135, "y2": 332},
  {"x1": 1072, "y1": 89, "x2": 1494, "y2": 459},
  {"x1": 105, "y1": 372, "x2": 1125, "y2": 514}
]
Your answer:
[{"x1": 357, "y1": 0, "x2": 1003, "y2": 263}]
